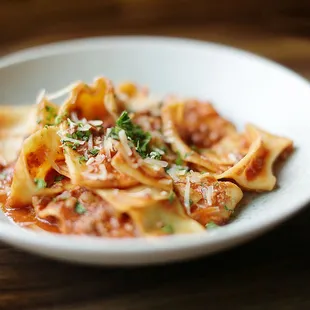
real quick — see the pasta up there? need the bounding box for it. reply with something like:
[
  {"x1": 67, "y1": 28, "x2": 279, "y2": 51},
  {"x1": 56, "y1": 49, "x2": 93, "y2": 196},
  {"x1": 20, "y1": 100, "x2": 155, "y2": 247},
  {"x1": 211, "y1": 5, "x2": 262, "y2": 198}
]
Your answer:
[{"x1": 0, "y1": 77, "x2": 293, "y2": 237}]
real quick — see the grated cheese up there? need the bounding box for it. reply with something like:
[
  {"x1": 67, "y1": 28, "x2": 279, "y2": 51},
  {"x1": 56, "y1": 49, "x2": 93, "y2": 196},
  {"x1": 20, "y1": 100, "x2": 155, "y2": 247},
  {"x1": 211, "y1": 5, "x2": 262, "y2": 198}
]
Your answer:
[
  {"x1": 89, "y1": 120, "x2": 103, "y2": 127},
  {"x1": 189, "y1": 171, "x2": 201, "y2": 183},
  {"x1": 119, "y1": 130, "x2": 132, "y2": 156},
  {"x1": 46, "y1": 83, "x2": 78, "y2": 101},
  {"x1": 86, "y1": 157, "x2": 95, "y2": 166},
  {"x1": 153, "y1": 147, "x2": 165, "y2": 155},
  {"x1": 228, "y1": 152, "x2": 238, "y2": 163},
  {"x1": 184, "y1": 176, "x2": 191, "y2": 214},
  {"x1": 95, "y1": 154, "x2": 105, "y2": 164},
  {"x1": 67, "y1": 118, "x2": 77, "y2": 129},
  {"x1": 79, "y1": 123, "x2": 92, "y2": 132},
  {"x1": 103, "y1": 137, "x2": 113, "y2": 159},
  {"x1": 88, "y1": 134, "x2": 93, "y2": 149},
  {"x1": 202, "y1": 185, "x2": 213, "y2": 206},
  {"x1": 129, "y1": 188, "x2": 152, "y2": 197},
  {"x1": 62, "y1": 137, "x2": 85, "y2": 145},
  {"x1": 144, "y1": 158, "x2": 168, "y2": 170},
  {"x1": 98, "y1": 163, "x2": 108, "y2": 180},
  {"x1": 36, "y1": 89, "x2": 46, "y2": 104},
  {"x1": 71, "y1": 111, "x2": 79, "y2": 122}
]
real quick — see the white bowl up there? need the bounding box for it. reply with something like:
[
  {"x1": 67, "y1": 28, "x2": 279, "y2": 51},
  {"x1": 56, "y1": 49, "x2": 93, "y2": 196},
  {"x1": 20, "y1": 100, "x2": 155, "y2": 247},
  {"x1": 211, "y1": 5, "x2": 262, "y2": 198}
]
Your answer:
[{"x1": 0, "y1": 36, "x2": 309, "y2": 266}]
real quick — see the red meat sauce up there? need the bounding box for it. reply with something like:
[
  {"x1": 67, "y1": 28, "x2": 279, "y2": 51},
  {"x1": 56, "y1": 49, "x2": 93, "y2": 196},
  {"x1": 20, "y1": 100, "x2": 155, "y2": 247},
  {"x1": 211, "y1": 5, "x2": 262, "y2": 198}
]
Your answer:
[
  {"x1": 178, "y1": 100, "x2": 236, "y2": 149},
  {"x1": 0, "y1": 166, "x2": 136, "y2": 237}
]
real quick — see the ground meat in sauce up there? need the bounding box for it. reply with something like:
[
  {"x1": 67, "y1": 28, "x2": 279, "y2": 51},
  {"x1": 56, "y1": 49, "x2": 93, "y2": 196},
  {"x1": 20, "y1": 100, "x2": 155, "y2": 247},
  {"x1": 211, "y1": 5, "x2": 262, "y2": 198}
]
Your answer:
[
  {"x1": 32, "y1": 187, "x2": 136, "y2": 237},
  {"x1": 175, "y1": 179, "x2": 233, "y2": 226},
  {"x1": 178, "y1": 100, "x2": 236, "y2": 149},
  {"x1": 132, "y1": 111, "x2": 162, "y2": 132},
  {"x1": 245, "y1": 147, "x2": 269, "y2": 180}
]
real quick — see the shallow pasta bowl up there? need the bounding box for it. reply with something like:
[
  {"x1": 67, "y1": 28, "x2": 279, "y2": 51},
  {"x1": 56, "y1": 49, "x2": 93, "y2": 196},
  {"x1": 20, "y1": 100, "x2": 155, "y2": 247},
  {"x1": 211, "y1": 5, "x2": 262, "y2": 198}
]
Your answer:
[{"x1": 0, "y1": 36, "x2": 310, "y2": 266}]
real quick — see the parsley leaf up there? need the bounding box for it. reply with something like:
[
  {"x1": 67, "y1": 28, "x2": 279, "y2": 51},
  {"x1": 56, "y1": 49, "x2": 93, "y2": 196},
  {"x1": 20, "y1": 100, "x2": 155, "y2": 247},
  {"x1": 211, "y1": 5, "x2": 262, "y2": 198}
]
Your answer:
[
  {"x1": 54, "y1": 175, "x2": 64, "y2": 182},
  {"x1": 75, "y1": 202, "x2": 86, "y2": 215},
  {"x1": 109, "y1": 111, "x2": 152, "y2": 158},
  {"x1": 45, "y1": 106, "x2": 54, "y2": 112},
  {"x1": 224, "y1": 205, "x2": 234, "y2": 212},
  {"x1": 89, "y1": 148, "x2": 99, "y2": 156},
  {"x1": 79, "y1": 155, "x2": 88, "y2": 164},
  {"x1": 175, "y1": 152, "x2": 183, "y2": 166},
  {"x1": 34, "y1": 178, "x2": 47, "y2": 189},
  {"x1": 161, "y1": 224, "x2": 174, "y2": 234},
  {"x1": 149, "y1": 150, "x2": 162, "y2": 160},
  {"x1": 205, "y1": 222, "x2": 219, "y2": 229},
  {"x1": 55, "y1": 112, "x2": 68, "y2": 125},
  {"x1": 168, "y1": 192, "x2": 175, "y2": 204},
  {"x1": 184, "y1": 151, "x2": 194, "y2": 159}
]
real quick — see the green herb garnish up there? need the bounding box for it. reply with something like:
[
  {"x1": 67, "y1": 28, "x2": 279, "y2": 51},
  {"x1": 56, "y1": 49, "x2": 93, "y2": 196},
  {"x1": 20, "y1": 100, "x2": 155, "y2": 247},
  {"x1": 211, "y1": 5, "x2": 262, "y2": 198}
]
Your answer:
[
  {"x1": 89, "y1": 148, "x2": 100, "y2": 156},
  {"x1": 45, "y1": 105, "x2": 57, "y2": 121},
  {"x1": 55, "y1": 112, "x2": 68, "y2": 125},
  {"x1": 54, "y1": 175, "x2": 64, "y2": 182},
  {"x1": 149, "y1": 150, "x2": 162, "y2": 160},
  {"x1": 168, "y1": 192, "x2": 176, "y2": 204},
  {"x1": 205, "y1": 222, "x2": 219, "y2": 229},
  {"x1": 175, "y1": 152, "x2": 183, "y2": 166},
  {"x1": 79, "y1": 155, "x2": 88, "y2": 164},
  {"x1": 161, "y1": 224, "x2": 174, "y2": 234},
  {"x1": 34, "y1": 178, "x2": 47, "y2": 189},
  {"x1": 109, "y1": 111, "x2": 152, "y2": 158},
  {"x1": 76, "y1": 130, "x2": 91, "y2": 141},
  {"x1": 224, "y1": 205, "x2": 234, "y2": 212},
  {"x1": 45, "y1": 106, "x2": 54, "y2": 112},
  {"x1": 75, "y1": 202, "x2": 86, "y2": 215},
  {"x1": 191, "y1": 145, "x2": 200, "y2": 152},
  {"x1": 184, "y1": 151, "x2": 194, "y2": 158}
]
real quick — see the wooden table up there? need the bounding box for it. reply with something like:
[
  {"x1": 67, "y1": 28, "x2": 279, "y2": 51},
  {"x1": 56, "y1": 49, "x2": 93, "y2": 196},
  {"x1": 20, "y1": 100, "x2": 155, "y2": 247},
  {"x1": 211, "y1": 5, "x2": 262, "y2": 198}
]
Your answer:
[{"x1": 1, "y1": 4, "x2": 310, "y2": 308}]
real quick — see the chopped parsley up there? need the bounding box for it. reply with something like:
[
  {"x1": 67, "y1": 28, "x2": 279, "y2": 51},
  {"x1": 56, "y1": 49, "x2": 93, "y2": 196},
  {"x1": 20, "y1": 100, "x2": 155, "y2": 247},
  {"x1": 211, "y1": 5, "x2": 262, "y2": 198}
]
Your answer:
[
  {"x1": 55, "y1": 112, "x2": 68, "y2": 125},
  {"x1": 161, "y1": 224, "x2": 174, "y2": 234},
  {"x1": 45, "y1": 105, "x2": 57, "y2": 122},
  {"x1": 66, "y1": 130, "x2": 91, "y2": 142},
  {"x1": 79, "y1": 155, "x2": 88, "y2": 164},
  {"x1": 205, "y1": 222, "x2": 219, "y2": 229},
  {"x1": 54, "y1": 175, "x2": 64, "y2": 182},
  {"x1": 184, "y1": 151, "x2": 194, "y2": 159},
  {"x1": 149, "y1": 150, "x2": 162, "y2": 160},
  {"x1": 63, "y1": 142, "x2": 79, "y2": 150},
  {"x1": 109, "y1": 111, "x2": 152, "y2": 158},
  {"x1": 191, "y1": 145, "x2": 200, "y2": 152},
  {"x1": 75, "y1": 202, "x2": 86, "y2": 215},
  {"x1": 89, "y1": 148, "x2": 100, "y2": 156},
  {"x1": 45, "y1": 106, "x2": 54, "y2": 112},
  {"x1": 168, "y1": 192, "x2": 176, "y2": 204},
  {"x1": 34, "y1": 178, "x2": 47, "y2": 189},
  {"x1": 224, "y1": 205, "x2": 234, "y2": 213},
  {"x1": 175, "y1": 152, "x2": 183, "y2": 166}
]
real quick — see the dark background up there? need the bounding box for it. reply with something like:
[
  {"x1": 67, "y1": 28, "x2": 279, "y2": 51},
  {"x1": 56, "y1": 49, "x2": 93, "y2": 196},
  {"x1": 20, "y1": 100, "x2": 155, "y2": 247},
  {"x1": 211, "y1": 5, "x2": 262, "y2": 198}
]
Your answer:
[
  {"x1": 1, "y1": 1, "x2": 310, "y2": 309},
  {"x1": 1, "y1": 1, "x2": 310, "y2": 77}
]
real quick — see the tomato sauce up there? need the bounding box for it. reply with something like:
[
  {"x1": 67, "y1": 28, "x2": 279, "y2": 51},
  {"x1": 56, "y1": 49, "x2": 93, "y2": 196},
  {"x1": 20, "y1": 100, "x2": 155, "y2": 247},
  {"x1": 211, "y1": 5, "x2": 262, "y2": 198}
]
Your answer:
[{"x1": 245, "y1": 147, "x2": 269, "y2": 181}]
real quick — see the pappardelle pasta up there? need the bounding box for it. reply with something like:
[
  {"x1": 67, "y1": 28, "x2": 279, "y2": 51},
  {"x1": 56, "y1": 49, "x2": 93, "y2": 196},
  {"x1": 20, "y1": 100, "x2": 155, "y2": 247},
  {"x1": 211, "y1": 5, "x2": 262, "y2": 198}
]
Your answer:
[{"x1": 0, "y1": 77, "x2": 293, "y2": 237}]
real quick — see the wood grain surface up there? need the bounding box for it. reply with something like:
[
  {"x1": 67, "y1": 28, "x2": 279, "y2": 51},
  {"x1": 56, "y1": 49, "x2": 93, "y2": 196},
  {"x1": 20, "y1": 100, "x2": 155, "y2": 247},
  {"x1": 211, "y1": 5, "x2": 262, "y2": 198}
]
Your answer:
[{"x1": 1, "y1": 1, "x2": 310, "y2": 309}]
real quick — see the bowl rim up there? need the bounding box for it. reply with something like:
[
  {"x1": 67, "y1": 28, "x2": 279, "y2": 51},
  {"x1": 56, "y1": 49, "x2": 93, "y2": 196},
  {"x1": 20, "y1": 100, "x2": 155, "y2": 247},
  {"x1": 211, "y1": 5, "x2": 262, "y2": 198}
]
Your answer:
[{"x1": 0, "y1": 35, "x2": 310, "y2": 259}]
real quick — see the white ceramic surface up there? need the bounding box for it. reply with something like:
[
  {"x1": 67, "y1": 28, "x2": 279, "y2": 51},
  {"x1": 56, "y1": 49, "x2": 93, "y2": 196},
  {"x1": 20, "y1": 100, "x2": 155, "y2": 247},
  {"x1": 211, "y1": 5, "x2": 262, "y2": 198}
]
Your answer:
[{"x1": 0, "y1": 36, "x2": 310, "y2": 266}]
